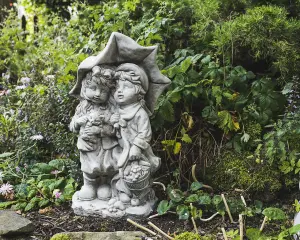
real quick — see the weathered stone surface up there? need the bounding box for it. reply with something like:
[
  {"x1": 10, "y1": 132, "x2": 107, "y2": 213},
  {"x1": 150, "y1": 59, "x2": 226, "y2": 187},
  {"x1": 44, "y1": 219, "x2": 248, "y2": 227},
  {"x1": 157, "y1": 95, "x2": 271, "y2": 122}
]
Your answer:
[
  {"x1": 50, "y1": 231, "x2": 145, "y2": 240},
  {"x1": 0, "y1": 210, "x2": 34, "y2": 236},
  {"x1": 69, "y1": 32, "x2": 171, "y2": 218}
]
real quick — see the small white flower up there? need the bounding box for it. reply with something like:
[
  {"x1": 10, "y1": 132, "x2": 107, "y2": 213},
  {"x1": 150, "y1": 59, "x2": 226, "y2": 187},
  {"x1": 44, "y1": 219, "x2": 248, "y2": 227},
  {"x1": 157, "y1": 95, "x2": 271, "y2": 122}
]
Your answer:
[
  {"x1": 20, "y1": 77, "x2": 31, "y2": 85},
  {"x1": 0, "y1": 183, "x2": 13, "y2": 195},
  {"x1": 45, "y1": 75, "x2": 55, "y2": 81},
  {"x1": 30, "y1": 134, "x2": 44, "y2": 141},
  {"x1": 15, "y1": 85, "x2": 27, "y2": 90}
]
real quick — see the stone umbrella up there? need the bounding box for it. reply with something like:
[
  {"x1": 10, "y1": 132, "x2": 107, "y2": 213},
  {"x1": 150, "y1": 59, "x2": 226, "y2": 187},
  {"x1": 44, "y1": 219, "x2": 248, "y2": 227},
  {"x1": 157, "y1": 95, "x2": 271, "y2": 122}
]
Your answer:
[{"x1": 69, "y1": 32, "x2": 171, "y2": 114}]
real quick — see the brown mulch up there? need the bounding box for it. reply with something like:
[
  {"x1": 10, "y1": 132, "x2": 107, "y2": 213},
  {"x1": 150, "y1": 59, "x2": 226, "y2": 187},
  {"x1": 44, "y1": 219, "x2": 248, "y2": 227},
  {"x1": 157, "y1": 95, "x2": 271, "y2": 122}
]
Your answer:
[{"x1": 21, "y1": 203, "x2": 227, "y2": 240}]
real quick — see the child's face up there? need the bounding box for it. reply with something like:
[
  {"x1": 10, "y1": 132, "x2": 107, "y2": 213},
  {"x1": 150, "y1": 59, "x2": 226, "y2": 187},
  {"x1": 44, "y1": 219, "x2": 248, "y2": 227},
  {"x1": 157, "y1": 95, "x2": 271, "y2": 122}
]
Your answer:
[
  {"x1": 114, "y1": 79, "x2": 138, "y2": 106},
  {"x1": 85, "y1": 77, "x2": 109, "y2": 104}
]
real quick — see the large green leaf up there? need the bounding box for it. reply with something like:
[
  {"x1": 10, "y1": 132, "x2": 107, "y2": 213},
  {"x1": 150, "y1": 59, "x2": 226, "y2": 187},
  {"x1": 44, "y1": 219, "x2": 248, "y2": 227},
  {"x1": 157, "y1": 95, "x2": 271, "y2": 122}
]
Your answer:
[
  {"x1": 262, "y1": 207, "x2": 286, "y2": 220},
  {"x1": 157, "y1": 200, "x2": 170, "y2": 215},
  {"x1": 176, "y1": 205, "x2": 190, "y2": 220}
]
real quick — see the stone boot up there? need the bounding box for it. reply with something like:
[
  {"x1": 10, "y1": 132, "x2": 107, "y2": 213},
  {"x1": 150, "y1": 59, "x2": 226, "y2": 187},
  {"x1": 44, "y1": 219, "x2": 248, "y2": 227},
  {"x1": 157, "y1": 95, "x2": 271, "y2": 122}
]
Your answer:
[
  {"x1": 97, "y1": 184, "x2": 112, "y2": 200},
  {"x1": 78, "y1": 174, "x2": 98, "y2": 201}
]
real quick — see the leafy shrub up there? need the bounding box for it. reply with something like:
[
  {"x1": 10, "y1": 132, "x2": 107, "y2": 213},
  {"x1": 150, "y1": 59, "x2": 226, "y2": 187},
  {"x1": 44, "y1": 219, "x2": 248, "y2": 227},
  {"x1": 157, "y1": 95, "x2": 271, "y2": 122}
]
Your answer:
[{"x1": 0, "y1": 158, "x2": 78, "y2": 211}]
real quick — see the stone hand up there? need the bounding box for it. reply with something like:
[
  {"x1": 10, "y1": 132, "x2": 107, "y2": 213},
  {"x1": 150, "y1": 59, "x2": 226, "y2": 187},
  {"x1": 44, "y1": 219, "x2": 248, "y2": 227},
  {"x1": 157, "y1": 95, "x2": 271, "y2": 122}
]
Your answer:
[
  {"x1": 84, "y1": 126, "x2": 102, "y2": 135},
  {"x1": 76, "y1": 116, "x2": 88, "y2": 126},
  {"x1": 129, "y1": 145, "x2": 142, "y2": 160},
  {"x1": 110, "y1": 113, "x2": 120, "y2": 124}
]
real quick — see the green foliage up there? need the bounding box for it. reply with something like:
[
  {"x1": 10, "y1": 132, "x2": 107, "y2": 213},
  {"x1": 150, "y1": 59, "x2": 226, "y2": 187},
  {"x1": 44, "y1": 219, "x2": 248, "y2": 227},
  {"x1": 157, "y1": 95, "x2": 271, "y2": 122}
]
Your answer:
[
  {"x1": 0, "y1": 159, "x2": 77, "y2": 211},
  {"x1": 174, "y1": 232, "x2": 201, "y2": 240},
  {"x1": 157, "y1": 182, "x2": 247, "y2": 220},
  {"x1": 212, "y1": 5, "x2": 300, "y2": 81},
  {"x1": 207, "y1": 151, "x2": 283, "y2": 196}
]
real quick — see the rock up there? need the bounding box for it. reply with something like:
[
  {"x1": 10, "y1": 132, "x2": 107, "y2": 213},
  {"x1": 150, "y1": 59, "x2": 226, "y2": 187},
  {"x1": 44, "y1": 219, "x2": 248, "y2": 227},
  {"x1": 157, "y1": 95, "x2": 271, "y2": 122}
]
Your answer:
[
  {"x1": 50, "y1": 231, "x2": 145, "y2": 240},
  {"x1": 0, "y1": 210, "x2": 34, "y2": 236}
]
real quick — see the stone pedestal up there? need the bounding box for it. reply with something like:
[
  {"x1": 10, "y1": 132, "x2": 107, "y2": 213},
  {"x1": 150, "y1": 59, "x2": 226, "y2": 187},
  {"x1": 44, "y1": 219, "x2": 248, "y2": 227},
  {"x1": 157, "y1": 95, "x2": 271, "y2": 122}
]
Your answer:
[{"x1": 72, "y1": 191, "x2": 157, "y2": 218}]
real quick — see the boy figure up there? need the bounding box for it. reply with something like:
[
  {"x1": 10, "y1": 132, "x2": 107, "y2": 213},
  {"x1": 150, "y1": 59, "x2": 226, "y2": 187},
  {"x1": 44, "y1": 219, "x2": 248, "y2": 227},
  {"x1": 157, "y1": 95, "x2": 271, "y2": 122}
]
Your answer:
[{"x1": 111, "y1": 63, "x2": 160, "y2": 206}]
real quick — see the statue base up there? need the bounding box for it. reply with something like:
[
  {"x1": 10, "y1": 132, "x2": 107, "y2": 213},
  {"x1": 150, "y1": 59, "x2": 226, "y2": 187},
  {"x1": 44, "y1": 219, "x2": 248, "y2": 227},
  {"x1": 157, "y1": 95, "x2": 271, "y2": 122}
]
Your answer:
[{"x1": 72, "y1": 191, "x2": 157, "y2": 218}]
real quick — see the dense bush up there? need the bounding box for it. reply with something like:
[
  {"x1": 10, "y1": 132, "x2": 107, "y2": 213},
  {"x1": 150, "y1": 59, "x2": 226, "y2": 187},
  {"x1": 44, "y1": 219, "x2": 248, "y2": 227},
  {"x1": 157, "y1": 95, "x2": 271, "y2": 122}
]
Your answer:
[{"x1": 0, "y1": 0, "x2": 300, "y2": 211}]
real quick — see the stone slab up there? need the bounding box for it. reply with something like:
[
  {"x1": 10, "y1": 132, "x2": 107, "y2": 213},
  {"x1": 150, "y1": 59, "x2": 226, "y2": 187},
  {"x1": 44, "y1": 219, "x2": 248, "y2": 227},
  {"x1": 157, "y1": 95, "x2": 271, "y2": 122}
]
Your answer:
[
  {"x1": 0, "y1": 210, "x2": 34, "y2": 236},
  {"x1": 51, "y1": 231, "x2": 145, "y2": 240}
]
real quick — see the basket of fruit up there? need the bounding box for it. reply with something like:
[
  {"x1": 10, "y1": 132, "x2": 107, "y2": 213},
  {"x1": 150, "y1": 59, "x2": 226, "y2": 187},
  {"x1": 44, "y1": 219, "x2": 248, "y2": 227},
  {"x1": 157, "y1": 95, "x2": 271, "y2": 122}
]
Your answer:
[{"x1": 123, "y1": 164, "x2": 150, "y2": 191}]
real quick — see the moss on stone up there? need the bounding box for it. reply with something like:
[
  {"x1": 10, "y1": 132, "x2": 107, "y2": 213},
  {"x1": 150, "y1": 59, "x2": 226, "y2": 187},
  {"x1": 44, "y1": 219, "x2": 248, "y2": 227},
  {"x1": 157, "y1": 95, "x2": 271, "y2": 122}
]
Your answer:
[
  {"x1": 50, "y1": 233, "x2": 71, "y2": 240},
  {"x1": 206, "y1": 151, "x2": 282, "y2": 196}
]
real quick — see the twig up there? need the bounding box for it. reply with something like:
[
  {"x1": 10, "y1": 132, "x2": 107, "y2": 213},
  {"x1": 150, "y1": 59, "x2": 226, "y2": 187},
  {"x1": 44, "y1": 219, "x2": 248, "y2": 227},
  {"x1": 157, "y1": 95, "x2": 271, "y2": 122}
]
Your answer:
[
  {"x1": 153, "y1": 182, "x2": 166, "y2": 192},
  {"x1": 259, "y1": 216, "x2": 268, "y2": 232},
  {"x1": 191, "y1": 164, "x2": 214, "y2": 192},
  {"x1": 241, "y1": 195, "x2": 247, "y2": 208},
  {"x1": 190, "y1": 203, "x2": 198, "y2": 234},
  {"x1": 148, "y1": 221, "x2": 174, "y2": 240},
  {"x1": 191, "y1": 217, "x2": 198, "y2": 234},
  {"x1": 221, "y1": 227, "x2": 228, "y2": 240},
  {"x1": 221, "y1": 194, "x2": 235, "y2": 223},
  {"x1": 199, "y1": 212, "x2": 220, "y2": 222},
  {"x1": 148, "y1": 211, "x2": 177, "y2": 219},
  {"x1": 127, "y1": 218, "x2": 157, "y2": 236},
  {"x1": 239, "y1": 214, "x2": 243, "y2": 240}
]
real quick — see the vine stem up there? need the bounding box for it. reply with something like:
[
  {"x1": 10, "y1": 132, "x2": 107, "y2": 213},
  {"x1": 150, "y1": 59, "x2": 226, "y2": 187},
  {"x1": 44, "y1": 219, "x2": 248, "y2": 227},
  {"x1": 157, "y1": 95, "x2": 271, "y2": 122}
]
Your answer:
[
  {"x1": 148, "y1": 221, "x2": 174, "y2": 240},
  {"x1": 191, "y1": 164, "x2": 214, "y2": 192},
  {"x1": 153, "y1": 182, "x2": 166, "y2": 191},
  {"x1": 126, "y1": 218, "x2": 157, "y2": 236},
  {"x1": 260, "y1": 216, "x2": 268, "y2": 232},
  {"x1": 221, "y1": 194, "x2": 235, "y2": 223},
  {"x1": 221, "y1": 227, "x2": 228, "y2": 240},
  {"x1": 199, "y1": 212, "x2": 220, "y2": 222}
]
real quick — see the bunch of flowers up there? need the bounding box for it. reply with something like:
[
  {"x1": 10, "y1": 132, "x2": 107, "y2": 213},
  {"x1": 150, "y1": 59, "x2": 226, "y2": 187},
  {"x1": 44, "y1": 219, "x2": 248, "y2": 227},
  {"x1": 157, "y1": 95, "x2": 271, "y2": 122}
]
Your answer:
[{"x1": 0, "y1": 182, "x2": 14, "y2": 200}]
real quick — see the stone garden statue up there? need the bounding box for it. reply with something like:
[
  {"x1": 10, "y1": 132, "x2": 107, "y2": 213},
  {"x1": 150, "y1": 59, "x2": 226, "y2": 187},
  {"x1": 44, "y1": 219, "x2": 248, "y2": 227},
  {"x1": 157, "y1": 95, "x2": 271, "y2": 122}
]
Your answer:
[{"x1": 69, "y1": 32, "x2": 170, "y2": 217}]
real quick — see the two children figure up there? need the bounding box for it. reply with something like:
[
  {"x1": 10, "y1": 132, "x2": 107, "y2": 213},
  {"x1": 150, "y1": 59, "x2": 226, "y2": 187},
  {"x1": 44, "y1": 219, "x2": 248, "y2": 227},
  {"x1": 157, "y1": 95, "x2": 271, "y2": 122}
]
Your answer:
[{"x1": 70, "y1": 63, "x2": 160, "y2": 208}]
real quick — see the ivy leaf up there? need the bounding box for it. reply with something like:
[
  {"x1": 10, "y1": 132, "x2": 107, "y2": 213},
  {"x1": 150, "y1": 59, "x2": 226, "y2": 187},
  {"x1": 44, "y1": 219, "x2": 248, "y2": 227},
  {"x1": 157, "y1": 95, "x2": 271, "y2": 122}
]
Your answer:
[
  {"x1": 176, "y1": 205, "x2": 190, "y2": 220},
  {"x1": 157, "y1": 200, "x2": 170, "y2": 215},
  {"x1": 262, "y1": 207, "x2": 286, "y2": 220},
  {"x1": 190, "y1": 182, "x2": 203, "y2": 191},
  {"x1": 182, "y1": 134, "x2": 192, "y2": 143}
]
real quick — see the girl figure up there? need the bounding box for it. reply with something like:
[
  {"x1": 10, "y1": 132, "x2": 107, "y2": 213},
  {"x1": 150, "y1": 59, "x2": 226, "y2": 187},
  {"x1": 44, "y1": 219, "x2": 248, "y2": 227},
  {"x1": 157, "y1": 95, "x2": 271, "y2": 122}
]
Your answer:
[
  {"x1": 70, "y1": 65, "x2": 120, "y2": 201},
  {"x1": 110, "y1": 63, "x2": 160, "y2": 207}
]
